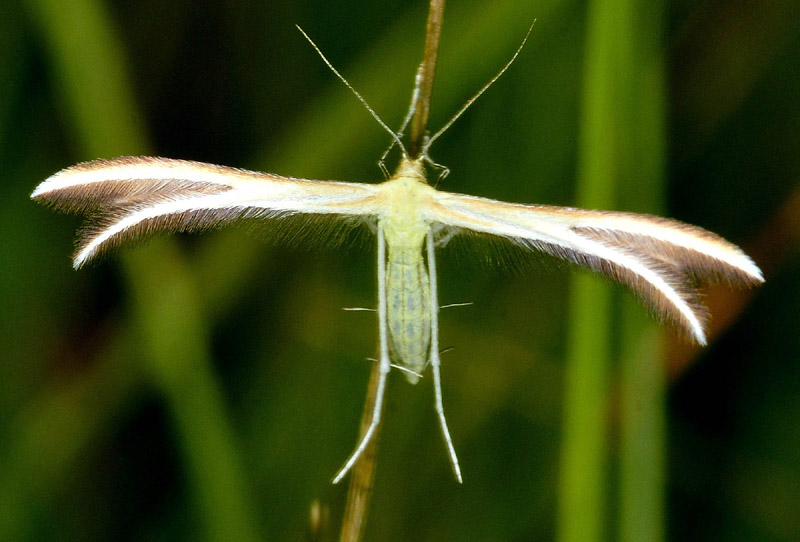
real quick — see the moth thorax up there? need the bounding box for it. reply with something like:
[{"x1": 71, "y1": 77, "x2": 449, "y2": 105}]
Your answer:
[
  {"x1": 392, "y1": 157, "x2": 426, "y2": 183},
  {"x1": 386, "y1": 245, "x2": 431, "y2": 384}
]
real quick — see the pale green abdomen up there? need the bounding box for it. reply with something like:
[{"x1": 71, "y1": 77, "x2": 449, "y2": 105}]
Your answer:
[{"x1": 386, "y1": 247, "x2": 431, "y2": 384}]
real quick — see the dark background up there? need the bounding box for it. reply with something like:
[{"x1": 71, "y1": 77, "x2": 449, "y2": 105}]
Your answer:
[{"x1": 1, "y1": 0, "x2": 798, "y2": 540}]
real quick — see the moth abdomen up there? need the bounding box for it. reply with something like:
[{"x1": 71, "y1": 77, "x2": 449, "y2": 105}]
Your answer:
[{"x1": 386, "y1": 246, "x2": 431, "y2": 384}]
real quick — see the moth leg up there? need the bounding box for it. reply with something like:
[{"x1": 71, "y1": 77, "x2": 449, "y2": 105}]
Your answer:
[
  {"x1": 427, "y1": 230, "x2": 463, "y2": 483},
  {"x1": 332, "y1": 224, "x2": 391, "y2": 484},
  {"x1": 434, "y1": 227, "x2": 459, "y2": 248}
]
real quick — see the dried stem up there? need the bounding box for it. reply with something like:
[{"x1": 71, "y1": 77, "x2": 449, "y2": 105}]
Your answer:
[
  {"x1": 338, "y1": 362, "x2": 382, "y2": 542},
  {"x1": 409, "y1": 0, "x2": 446, "y2": 157},
  {"x1": 339, "y1": 3, "x2": 447, "y2": 539}
]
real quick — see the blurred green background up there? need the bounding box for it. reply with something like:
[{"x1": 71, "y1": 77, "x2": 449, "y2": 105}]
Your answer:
[{"x1": 1, "y1": 0, "x2": 798, "y2": 540}]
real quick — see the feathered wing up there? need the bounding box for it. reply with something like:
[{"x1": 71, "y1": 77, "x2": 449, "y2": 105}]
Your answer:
[
  {"x1": 429, "y1": 191, "x2": 764, "y2": 344},
  {"x1": 31, "y1": 157, "x2": 381, "y2": 267}
]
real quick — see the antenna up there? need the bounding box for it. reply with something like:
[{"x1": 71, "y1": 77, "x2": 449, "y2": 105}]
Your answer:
[
  {"x1": 296, "y1": 26, "x2": 408, "y2": 156},
  {"x1": 379, "y1": 63, "x2": 425, "y2": 170},
  {"x1": 421, "y1": 21, "x2": 536, "y2": 156}
]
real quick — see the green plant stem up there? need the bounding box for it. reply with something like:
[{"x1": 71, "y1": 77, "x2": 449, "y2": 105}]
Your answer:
[
  {"x1": 618, "y1": 1, "x2": 666, "y2": 540},
  {"x1": 123, "y1": 244, "x2": 259, "y2": 542},
  {"x1": 558, "y1": 1, "x2": 617, "y2": 539},
  {"x1": 558, "y1": 0, "x2": 666, "y2": 540},
  {"x1": 560, "y1": 277, "x2": 611, "y2": 542}
]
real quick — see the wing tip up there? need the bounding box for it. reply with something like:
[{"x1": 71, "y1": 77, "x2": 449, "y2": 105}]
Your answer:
[
  {"x1": 31, "y1": 178, "x2": 57, "y2": 201},
  {"x1": 689, "y1": 325, "x2": 708, "y2": 346},
  {"x1": 742, "y1": 258, "x2": 765, "y2": 284},
  {"x1": 72, "y1": 242, "x2": 97, "y2": 269},
  {"x1": 31, "y1": 165, "x2": 86, "y2": 202}
]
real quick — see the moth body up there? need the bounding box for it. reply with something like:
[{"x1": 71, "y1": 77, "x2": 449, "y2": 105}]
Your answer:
[{"x1": 377, "y1": 157, "x2": 436, "y2": 384}]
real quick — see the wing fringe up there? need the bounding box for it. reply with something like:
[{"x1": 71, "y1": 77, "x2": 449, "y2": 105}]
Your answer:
[{"x1": 430, "y1": 193, "x2": 764, "y2": 343}]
